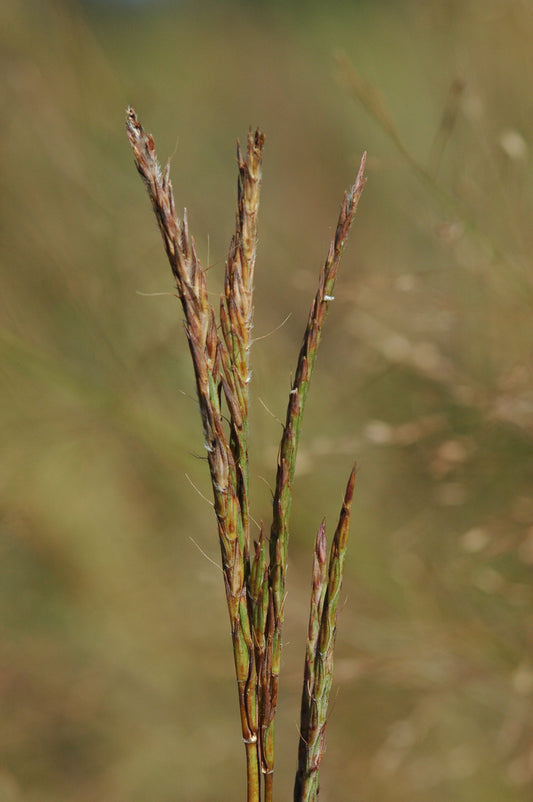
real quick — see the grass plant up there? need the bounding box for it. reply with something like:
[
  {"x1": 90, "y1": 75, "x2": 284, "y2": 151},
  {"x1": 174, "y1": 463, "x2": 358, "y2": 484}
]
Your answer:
[{"x1": 126, "y1": 108, "x2": 366, "y2": 802}]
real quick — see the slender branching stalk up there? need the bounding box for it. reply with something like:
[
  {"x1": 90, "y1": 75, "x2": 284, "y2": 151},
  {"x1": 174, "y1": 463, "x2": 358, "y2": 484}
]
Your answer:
[{"x1": 126, "y1": 107, "x2": 366, "y2": 801}]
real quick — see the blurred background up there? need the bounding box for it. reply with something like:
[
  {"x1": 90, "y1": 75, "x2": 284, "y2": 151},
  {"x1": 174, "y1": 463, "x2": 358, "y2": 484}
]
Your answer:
[{"x1": 2, "y1": 0, "x2": 533, "y2": 799}]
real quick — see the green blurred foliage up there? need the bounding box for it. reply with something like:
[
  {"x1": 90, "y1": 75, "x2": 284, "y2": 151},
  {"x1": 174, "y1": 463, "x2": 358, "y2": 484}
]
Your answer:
[{"x1": 1, "y1": 0, "x2": 533, "y2": 799}]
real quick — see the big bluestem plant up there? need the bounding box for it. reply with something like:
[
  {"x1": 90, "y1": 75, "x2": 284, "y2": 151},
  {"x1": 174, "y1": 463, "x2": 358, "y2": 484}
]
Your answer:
[{"x1": 126, "y1": 108, "x2": 366, "y2": 802}]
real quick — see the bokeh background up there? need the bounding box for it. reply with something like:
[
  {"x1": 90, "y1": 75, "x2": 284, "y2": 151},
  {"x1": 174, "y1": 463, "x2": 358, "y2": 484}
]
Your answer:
[{"x1": 2, "y1": 0, "x2": 533, "y2": 799}]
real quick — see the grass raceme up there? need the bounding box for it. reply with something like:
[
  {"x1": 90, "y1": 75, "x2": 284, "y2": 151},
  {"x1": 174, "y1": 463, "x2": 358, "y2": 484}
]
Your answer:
[{"x1": 126, "y1": 107, "x2": 366, "y2": 802}]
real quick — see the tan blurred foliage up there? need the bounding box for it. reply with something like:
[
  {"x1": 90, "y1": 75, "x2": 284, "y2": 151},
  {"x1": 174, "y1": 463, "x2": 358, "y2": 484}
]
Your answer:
[{"x1": 1, "y1": 0, "x2": 533, "y2": 799}]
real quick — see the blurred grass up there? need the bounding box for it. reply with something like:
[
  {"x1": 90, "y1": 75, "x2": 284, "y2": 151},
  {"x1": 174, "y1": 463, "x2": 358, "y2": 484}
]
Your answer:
[{"x1": 1, "y1": 0, "x2": 533, "y2": 799}]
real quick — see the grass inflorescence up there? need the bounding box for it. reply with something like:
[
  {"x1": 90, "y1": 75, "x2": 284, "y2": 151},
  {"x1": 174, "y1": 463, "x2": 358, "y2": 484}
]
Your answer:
[{"x1": 126, "y1": 107, "x2": 366, "y2": 802}]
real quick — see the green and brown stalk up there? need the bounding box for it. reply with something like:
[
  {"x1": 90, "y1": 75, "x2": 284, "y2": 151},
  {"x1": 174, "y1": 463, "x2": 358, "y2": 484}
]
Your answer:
[
  {"x1": 126, "y1": 108, "x2": 264, "y2": 798},
  {"x1": 126, "y1": 107, "x2": 365, "y2": 801},
  {"x1": 220, "y1": 129, "x2": 264, "y2": 546},
  {"x1": 258, "y1": 154, "x2": 367, "y2": 797},
  {"x1": 294, "y1": 465, "x2": 356, "y2": 802}
]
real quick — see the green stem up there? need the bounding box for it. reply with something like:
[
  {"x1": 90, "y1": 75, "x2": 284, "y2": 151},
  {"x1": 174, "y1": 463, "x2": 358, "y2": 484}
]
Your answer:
[
  {"x1": 245, "y1": 741, "x2": 261, "y2": 802},
  {"x1": 261, "y1": 155, "x2": 367, "y2": 787}
]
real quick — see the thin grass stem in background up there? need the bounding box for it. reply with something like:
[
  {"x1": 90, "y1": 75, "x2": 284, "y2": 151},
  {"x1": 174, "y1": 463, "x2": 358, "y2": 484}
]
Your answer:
[
  {"x1": 335, "y1": 52, "x2": 515, "y2": 274},
  {"x1": 126, "y1": 108, "x2": 366, "y2": 801}
]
